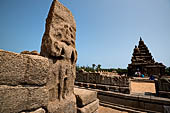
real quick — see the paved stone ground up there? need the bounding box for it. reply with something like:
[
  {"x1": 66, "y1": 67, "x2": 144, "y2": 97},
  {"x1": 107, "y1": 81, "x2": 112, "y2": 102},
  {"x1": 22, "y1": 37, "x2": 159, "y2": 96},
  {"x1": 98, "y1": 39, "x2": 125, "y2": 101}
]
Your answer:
[
  {"x1": 98, "y1": 106, "x2": 128, "y2": 113},
  {"x1": 130, "y1": 81, "x2": 156, "y2": 94}
]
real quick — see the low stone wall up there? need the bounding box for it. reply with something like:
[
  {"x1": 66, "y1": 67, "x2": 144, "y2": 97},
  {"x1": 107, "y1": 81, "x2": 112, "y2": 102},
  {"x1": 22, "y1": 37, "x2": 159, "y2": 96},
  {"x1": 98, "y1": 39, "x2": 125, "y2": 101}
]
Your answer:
[
  {"x1": 155, "y1": 77, "x2": 170, "y2": 98},
  {"x1": 75, "y1": 82, "x2": 130, "y2": 94},
  {"x1": 74, "y1": 88, "x2": 99, "y2": 113},
  {"x1": 130, "y1": 77, "x2": 155, "y2": 83},
  {"x1": 75, "y1": 71, "x2": 130, "y2": 93},
  {"x1": 97, "y1": 89, "x2": 170, "y2": 113}
]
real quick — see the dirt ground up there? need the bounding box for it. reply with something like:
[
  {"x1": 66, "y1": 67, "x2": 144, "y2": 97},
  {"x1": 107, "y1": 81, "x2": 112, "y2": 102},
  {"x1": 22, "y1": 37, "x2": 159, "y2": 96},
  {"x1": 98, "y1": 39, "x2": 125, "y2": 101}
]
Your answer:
[
  {"x1": 98, "y1": 106, "x2": 128, "y2": 113},
  {"x1": 130, "y1": 81, "x2": 156, "y2": 94}
]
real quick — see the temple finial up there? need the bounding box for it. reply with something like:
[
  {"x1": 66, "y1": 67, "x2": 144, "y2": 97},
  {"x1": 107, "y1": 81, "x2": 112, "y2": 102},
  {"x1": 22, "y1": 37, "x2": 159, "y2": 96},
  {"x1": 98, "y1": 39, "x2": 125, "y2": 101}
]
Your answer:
[{"x1": 140, "y1": 37, "x2": 142, "y2": 41}]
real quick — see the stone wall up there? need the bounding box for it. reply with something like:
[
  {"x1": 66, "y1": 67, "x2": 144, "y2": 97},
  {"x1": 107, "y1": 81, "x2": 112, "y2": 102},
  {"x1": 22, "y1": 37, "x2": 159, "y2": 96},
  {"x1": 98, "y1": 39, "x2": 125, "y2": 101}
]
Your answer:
[
  {"x1": 0, "y1": 50, "x2": 49, "y2": 113},
  {"x1": 97, "y1": 89, "x2": 170, "y2": 113},
  {"x1": 155, "y1": 77, "x2": 170, "y2": 98},
  {"x1": 75, "y1": 71, "x2": 130, "y2": 94}
]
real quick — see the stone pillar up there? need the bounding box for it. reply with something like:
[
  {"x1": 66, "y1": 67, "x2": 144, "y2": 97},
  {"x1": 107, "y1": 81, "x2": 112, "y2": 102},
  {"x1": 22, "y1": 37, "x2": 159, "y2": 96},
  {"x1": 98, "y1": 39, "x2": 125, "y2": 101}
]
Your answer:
[{"x1": 40, "y1": 0, "x2": 77, "y2": 112}]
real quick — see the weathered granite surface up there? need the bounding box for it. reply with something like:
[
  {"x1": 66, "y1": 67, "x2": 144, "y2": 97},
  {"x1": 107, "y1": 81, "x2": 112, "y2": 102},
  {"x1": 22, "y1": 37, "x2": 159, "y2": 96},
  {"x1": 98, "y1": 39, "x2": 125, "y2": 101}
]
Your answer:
[
  {"x1": 74, "y1": 88, "x2": 97, "y2": 107},
  {"x1": 76, "y1": 71, "x2": 129, "y2": 87},
  {"x1": 40, "y1": 0, "x2": 77, "y2": 112},
  {"x1": 0, "y1": 85, "x2": 48, "y2": 113},
  {"x1": 75, "y1": 88, "x2": 99, "y2": 113},
  {"x1": 75, "y1": 70, "x2": 130, "y2": 93},
  {"x1": 155, "y1": 76, "x2": 170, "y2": 98},
  {"x1": 77, "y1": 99, "x2": 99, "y2": 113},
  {"x1": 0, "y1": 50, "x2": 49, "y2": 86}
]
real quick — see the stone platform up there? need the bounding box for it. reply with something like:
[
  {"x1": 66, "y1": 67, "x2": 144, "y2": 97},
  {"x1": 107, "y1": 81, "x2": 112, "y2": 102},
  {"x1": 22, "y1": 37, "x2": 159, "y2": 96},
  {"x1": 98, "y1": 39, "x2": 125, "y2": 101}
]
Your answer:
[{"x1": 74, "y1": 88, "x2": 99, "y2": 113}]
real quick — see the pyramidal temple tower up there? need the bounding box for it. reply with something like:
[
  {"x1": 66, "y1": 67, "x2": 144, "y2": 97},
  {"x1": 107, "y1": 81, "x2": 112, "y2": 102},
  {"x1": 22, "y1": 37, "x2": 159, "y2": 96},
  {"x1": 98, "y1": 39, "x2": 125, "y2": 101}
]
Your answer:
[{"x1": 128, "y1": 38, "x2": 165, "y2": 76}]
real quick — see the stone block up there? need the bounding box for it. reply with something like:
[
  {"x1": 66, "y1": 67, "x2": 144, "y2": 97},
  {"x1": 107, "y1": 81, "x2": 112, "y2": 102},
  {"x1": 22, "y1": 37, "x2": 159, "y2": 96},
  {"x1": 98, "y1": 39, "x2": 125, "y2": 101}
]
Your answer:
[
  {"x1": 47, "y1": 94, "x2": 76, "y2": 113},
  {"x1": 77, "y1": 99, "x2": 99, "y2": 113},
  {"x1": 74, "y1": 88, "x2": 97, "y2": 107},
  {"x1": 0, "y1": 86, "x2": 48, "y2": 113},
  {"x1": 0, "y1": 50, "x2": 49, "y2": 86}
]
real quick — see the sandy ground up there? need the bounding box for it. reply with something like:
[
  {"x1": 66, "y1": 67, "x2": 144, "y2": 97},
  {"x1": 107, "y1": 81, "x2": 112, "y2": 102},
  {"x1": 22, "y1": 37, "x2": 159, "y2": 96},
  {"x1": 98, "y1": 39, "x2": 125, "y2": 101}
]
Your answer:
[
  {"x1": 130, "y1": 81, "x2": 156, "y2": 94},
  {"x1": 98, "y1": 106, "x2": 128, "y2": 113},
  {"x1": 99, "y1": 80, "x2": 156, "y2": 112}
]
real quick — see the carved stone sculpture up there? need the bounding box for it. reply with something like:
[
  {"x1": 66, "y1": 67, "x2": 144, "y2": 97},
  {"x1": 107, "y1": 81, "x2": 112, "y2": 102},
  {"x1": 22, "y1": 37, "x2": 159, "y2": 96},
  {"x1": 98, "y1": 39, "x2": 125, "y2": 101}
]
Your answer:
[{"x1": 40, "y1": 0, "x2": 77, "y2": 112}]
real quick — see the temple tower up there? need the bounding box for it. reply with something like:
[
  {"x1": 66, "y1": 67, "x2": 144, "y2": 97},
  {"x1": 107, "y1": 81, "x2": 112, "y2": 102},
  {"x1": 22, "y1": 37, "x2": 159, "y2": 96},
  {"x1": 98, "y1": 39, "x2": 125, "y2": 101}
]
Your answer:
[{"x1": 128, "y1": 38, "x2": 165, "y2": 76}]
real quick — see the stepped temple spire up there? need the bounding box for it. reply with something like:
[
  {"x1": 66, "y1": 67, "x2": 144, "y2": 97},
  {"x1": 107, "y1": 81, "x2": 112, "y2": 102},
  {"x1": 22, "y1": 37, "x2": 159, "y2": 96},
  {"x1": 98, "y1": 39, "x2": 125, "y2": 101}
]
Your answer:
[{"x1": 128, "y1": 38, "x2": 165, "y2": 76}]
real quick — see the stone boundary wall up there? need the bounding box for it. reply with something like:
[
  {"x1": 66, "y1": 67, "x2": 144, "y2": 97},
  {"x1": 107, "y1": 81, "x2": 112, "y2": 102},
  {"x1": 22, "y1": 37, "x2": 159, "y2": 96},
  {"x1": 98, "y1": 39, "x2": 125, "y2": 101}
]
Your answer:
[
  {"x1": 155, "y1": 78, "x2": 170, "y2": 98},
  {"x1": 75, "y1": 82, "x2": 130, "y2": 94},
  {"x1": 75, "y1": 71, "x2": 130, "y2": 94},
  {"x1": 98, "y1": 89, "x2": 170, "y2": 113},
  {"x1": 77, "y1": 87, "x2": 170, "y2": 113}
]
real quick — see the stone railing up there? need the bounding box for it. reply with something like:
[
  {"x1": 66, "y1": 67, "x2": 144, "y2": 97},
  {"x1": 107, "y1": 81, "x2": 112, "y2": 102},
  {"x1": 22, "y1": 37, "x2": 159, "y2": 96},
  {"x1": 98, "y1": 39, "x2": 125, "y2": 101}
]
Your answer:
[
  {"x1": 75, "y1": 71, "x2": 130, "y2": 94},
  {"x1": 155, "y1": 77, "x2": 170, "y2": 98}
]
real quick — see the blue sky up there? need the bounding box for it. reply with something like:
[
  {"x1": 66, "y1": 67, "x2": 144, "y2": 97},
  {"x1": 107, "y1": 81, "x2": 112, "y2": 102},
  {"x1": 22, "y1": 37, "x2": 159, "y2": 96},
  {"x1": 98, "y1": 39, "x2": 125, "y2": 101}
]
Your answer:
[{"x1": 0, "y1": 0, "x2": 170, "y2": 68}]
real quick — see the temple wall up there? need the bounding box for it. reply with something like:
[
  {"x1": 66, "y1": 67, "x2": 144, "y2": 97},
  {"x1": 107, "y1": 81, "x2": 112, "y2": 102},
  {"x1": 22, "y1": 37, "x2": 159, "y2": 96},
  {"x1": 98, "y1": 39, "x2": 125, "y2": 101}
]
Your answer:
[
  {"x1": 75, "y1": 71, "x2": 130, "y2": 94},
  {"x1": 0, "y1": 50, "x2": 49, "y2": 113}
]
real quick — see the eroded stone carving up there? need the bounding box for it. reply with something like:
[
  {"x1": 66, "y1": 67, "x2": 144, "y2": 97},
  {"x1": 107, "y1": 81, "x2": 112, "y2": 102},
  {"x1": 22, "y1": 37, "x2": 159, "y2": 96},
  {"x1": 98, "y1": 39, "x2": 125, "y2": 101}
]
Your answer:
[
  {"x1": 40, "y1": 0, "x2": 77, "y2": 63},
  {"x1": 40, "y1": 0, "x2": 77, "y2": 112}
]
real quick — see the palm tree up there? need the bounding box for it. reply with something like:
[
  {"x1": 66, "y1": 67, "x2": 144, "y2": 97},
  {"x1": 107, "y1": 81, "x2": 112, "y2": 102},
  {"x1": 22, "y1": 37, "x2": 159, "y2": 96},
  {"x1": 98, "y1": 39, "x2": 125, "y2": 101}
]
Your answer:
[
  {"x1": 97, "y1": 64, "x2": 101, "y2": 72},
  {"x1": 92, "y1": 64, "x2": 96, "y2": 71}
]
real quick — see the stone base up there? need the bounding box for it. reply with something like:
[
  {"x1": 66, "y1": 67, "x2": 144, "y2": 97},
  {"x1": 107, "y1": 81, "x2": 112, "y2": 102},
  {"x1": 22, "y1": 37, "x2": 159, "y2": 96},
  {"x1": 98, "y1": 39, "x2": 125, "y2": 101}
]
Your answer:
[
  {"x1": 47, "y1": 94, "x2": 77, "y2": 113},
  {"x1": 77, "y1": 99, "x2": 99, "y2": 113},
  {"x1": 74, "y1": 88, "x2": 99, "y2": 113}
]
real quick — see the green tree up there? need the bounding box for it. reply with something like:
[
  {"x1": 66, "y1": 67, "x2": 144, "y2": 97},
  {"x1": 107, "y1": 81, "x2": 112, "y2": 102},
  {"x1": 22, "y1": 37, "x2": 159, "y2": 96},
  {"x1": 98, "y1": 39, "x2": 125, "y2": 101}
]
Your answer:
[
  {"x1": 92, "y1": 64, "x2": 96, "y2": 71},
  {"x1": 116, "y1": 68, "x2": 128, "y2": 75},
  {"x1": 97, "y1": 64, "x2": 101, "y2": 71}
]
